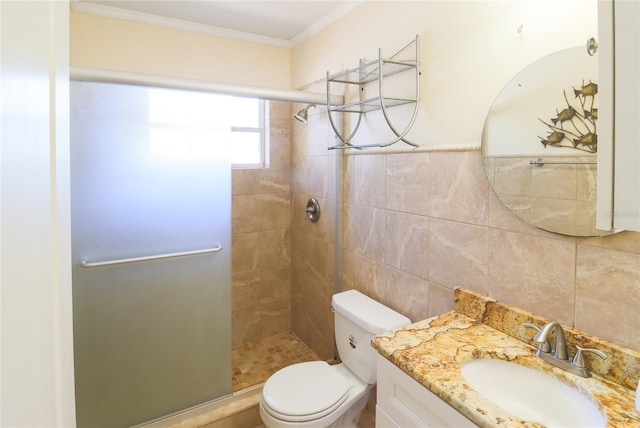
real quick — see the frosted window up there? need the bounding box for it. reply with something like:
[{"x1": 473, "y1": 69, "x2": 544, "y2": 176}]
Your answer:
[{"x1": 148, "y1": 89, "x2": 264, "y2": 166}]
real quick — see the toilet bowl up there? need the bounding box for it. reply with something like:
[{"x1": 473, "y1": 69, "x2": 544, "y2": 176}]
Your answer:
[
  {"x1": 259, "y1": 362, "x2": 370, "y2": 428},
  {"x1": 259, "y1": 290, "x2": 410, "y2": 428}
]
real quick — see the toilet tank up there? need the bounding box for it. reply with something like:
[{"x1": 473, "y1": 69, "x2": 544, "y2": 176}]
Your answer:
[{"x1": 331, "y1": 290, "x2": 410, "y2": 384}]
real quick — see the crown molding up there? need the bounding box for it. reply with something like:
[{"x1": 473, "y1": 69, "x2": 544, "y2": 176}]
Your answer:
[
  {"x1": 70, "y1": 0, "x2": 291, "y2": 48},
  {"x1": 289, "y1": 0, "x2": 363, "y2": 47}
]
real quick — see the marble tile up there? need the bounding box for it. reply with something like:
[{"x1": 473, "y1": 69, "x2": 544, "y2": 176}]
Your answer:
[
  {"x1": 232, "y1": 168, "x2": 261, "y2": 196},
  {"x1": 267, "y1": 100, "x2": 291, "y2": 121},
  {"x1": 291, "y1": 192, "x2": 334, "y2": 242},
  {"x1": 531, "y1": 197, "x2": 577, "y2": 236},
  {"x1": 576, "y1": 244, "x2": 640, "y2": 351},
  {"x1": 267, "y1": 129, "x2": 291, "y2": 171},
  {"x1": 342, "y1": 248, "x2": 355, "y2": 291},
  {"x1": 385, "y1": 152, "x2": 430, "y2": 215},
  {"x1": 342, "y1": 154, "x2": 355, "y2": 205},
  {"x1": 232, "y1": 232, "x2": 260, "y2": 273},
  {"x1": 532, "y1": 162, "x2": 577, "y2": 199},
  {"x1": 429, "y1": 150, "x2": 489, "y2": 226},
  {"x1": 291, "y1": 271, "x2": 334, "y2": 360},
  {"x1": 231, "y1": 331, "x2": 319, "y2": 394},
  {"x1": 257, "y1": 166, "x2": 290, "y2": 194},
  {"x1": 428, "y1": 282, "x2": 455, "y2": 317},
  {"x1": 257, "y1": 228, "x2": 291, "y2": 271},
  {"x1": 353, "y1": 253, "x2": 388, "y2": 305},
  {"x1": 258, "y1": 267, "x2": 291, "y2": 306},
  {"x1": 291, "y1": 230, "x2": 334, "y2": 285},
  {"x1": 232, "y1": 307, "x2": 261, "y2": 347},
  {"x1": 306, "y1": 154, "x2": 335, "y2": 200},
  {"x1": 578, "y1": 230, "x2": 640, "y2": 255},
  {"x1": 232, "y1": 193, "x2": 290, "y2": 234},
  {"x1": 259, "y1": 299, "x2": 291, "y2": 339},
  {"x1": 353, "y1": 154, "x2": 386, "y2": 209},
  {"x1": 489, "y1": 188, "x2": 541, "y2": 235},
  {"x1": 259, "y1": 192, "x2": 291, "y2": 230},
  {"x1": 231, "y1": 271, "x2": 260, "y2": 312},
  {"x1": 576, "y1": 200, "x2": 607, "y2": 237},
  {"x1": 342, "y1": 202, "x2": 355, "y2": 252},
  {"x1": 307, "y1": 108, "x2": 333, "y2": 156},
  {"x1": 576, "y1": 162, "x2": 597, "y2": 202},
  {"x1": 347, "y1": 203, "x2": 386, "y2": 263},
  {"x1": 482, "y1": 156, "x2": 494, "y2": 188},
  {"x1": 488, "y1": 228, "x2": 576, "y2": 325},
  {"x1": 386, "y1": 268, "x2": 429, "y2": 323},
  {"x1": 290, "y1": 114, "x2": 308, "y2": 159},
  {"x1": 495, "y1": 193, "x2": 533, "y2": 225},
  {"x1": 232, "y1": 194, "x2": 261, "y2": 234},
  {"x1": 429, "y1": 219, "x2": 488, "y2": 295},
  {"x1": 489, "y1": 186, "x2": 576, "y2": 242},
  {"x1": 385, "y1": 210, "x2": 429, "y2": 280},
  {"x1": 492, "y1": 157, "x2": 532, "y2": 197},
  {"x1": 290, "y1": 152, "x2": 308, "y2": 195}
]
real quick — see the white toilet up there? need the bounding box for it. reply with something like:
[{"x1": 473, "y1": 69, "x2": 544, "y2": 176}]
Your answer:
[{"x1": 259, "y1": 290, "x2": 410, "y2": 428}]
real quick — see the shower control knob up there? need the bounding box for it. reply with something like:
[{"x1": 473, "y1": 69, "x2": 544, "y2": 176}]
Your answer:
[{"x1": 305, "y1": 198, "x2": 321, "y2": 223}]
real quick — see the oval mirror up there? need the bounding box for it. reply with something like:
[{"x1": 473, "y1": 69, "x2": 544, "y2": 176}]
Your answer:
[{"x1": 482, "y1": 46, "x2": 613, "y2": 237}]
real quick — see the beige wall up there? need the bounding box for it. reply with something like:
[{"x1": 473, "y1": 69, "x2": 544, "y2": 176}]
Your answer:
[
  {"x1": 292, "y1": 0, "x2": 597, "y2": 147},
  {"x1": 70, "y1": 11, "x2": 291, "y2": 88}
]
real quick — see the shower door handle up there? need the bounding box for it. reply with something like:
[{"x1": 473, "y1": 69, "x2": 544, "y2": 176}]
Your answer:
[{"x1": 80, "y1": 245, "x2": 223, "y2": 268}]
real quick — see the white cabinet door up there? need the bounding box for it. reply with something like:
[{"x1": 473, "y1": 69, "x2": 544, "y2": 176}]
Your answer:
[{"x1": 376, "y1": 355, "x2": 478, "y2": 428}]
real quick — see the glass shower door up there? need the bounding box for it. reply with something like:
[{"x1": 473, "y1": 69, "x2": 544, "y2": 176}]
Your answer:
[{"x1": 70, "y1": 81, "x2": 231, "y2": 427}]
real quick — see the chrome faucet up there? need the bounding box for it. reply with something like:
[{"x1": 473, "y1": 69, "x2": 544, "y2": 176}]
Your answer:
[
  {"x1": 524, "y1": 321, "x2": 607, "y2": 377},
  {"x1": 533, "y1": 321, "x2": 568, "y2": 360}
]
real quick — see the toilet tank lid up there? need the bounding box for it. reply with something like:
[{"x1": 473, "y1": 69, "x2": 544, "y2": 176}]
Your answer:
[{"x1": 331, "y1": 290, "x2": 410, "y2": 334}]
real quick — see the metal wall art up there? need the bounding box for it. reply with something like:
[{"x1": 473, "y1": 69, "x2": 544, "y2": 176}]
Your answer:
[{"x1": 538, "y1": 80, "x2": 598, "y2": 153}]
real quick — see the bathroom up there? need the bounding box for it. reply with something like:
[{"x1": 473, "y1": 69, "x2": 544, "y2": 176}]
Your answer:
[{"x1": 1, "y1": 0, "x2": 639, "y2": 426}]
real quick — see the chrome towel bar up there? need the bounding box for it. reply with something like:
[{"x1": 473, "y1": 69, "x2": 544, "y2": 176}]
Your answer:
[
  {"x1": 80, "y1": 245, "x2": 223, "y2": 268},
  {"x1": 530, "y1": 158, "x2": 597, "y2": 167}
]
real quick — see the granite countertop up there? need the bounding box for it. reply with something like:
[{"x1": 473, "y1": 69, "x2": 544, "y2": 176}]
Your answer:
[{"x1": 371, "y1": 289, "x2": 640, "y2": 427}]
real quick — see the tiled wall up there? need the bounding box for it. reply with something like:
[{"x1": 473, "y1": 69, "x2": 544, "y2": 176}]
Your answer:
[
  {"x1": 289, "y1": 87, "x2": 339, "y2": 360},
  {"x1": 231, "y1": 101, "x2": 292, "y2": 347},
  {"x1": 342, "y1": 148, "x2": 640, "y2": 352},
  {"x1": 244, "y1": 99, "x2": 639, "y2": 358}
]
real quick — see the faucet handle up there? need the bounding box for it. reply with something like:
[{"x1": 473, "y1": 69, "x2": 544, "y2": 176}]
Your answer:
[
  {"x1": 571, "y1": 345, "x2": 608, "y2": 368},
  {"x1": 524, "y1": 323, "x2": 551, "y2": 353}
]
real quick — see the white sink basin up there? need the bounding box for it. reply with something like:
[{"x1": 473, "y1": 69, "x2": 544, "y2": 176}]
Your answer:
[{"x1": 461, "y1": 359, "x2": 606, "y2": 427}]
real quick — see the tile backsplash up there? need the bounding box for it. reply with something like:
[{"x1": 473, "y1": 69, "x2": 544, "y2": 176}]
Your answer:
[{"x1": 342, "y1": 146, "x2": 640, "y2": 352}]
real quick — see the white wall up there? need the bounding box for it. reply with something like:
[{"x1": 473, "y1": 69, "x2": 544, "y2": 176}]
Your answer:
[
  {"x1": 292, "y1": 0, "x2": 597, "y2": 148},
  {"x1": 0, "y1": 1, "x2": 75, "y2": 426}
]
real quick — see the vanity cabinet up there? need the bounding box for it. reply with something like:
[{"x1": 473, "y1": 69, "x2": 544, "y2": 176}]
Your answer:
[{"x1": 375, "y1": 355, "x2": 477, "y2": 427}]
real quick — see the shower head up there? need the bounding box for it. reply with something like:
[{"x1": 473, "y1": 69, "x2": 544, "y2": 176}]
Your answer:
[{"x1": 294, "y1": 104, "x2": 316, "y2": 123}]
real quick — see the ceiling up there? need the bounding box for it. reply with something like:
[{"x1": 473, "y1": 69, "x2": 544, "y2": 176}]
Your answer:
[{"x1": 71, "y1": 0, "x2": 363, "y2": 47}]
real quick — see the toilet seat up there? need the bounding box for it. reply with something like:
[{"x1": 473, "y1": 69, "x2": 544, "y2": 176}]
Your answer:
[{"x1": 261, "y1": 361, "x2": 351, "y2": 422}]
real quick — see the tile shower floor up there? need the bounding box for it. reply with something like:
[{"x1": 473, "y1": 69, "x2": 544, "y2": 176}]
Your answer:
[{"x1": 231, "y1": 331, "x2": 320, "y2": 392}]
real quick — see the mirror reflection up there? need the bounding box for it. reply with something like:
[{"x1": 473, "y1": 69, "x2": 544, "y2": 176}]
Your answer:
[{"x1": 482, "y1": 46, "x2": 613, "y2": 237}]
